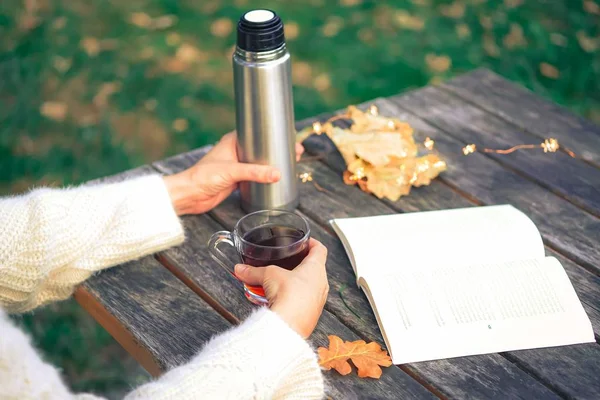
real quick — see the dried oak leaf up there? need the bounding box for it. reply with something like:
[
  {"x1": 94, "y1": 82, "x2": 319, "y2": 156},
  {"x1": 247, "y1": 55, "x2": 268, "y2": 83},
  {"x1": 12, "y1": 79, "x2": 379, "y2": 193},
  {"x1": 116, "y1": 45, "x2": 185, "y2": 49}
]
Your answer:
[
  {"x1": 347, "y1": 105, "x2": 414, "y2": 138},
  {"x1": 412, "y1": 154, "x2": 447, "y2": 187},
  {"x1": 366, "y1": 163, "x2": 413, "y2": 201},
  {"x1": 318, "y1": 335, "x2": 392, "y2": 379},
  {"x1": 329, "y1": 127, "x2": 416, "y2": 167}
]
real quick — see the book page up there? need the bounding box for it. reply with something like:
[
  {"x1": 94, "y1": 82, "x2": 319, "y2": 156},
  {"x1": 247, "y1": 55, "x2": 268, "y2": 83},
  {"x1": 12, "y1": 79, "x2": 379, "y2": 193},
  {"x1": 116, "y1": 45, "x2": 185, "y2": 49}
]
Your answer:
[
  {"x1": 331, "y1": 205, "x2": 545, "y2": 280},
  {"x1": 365, "y1": 257, "x2": 594, "y2": 364}
]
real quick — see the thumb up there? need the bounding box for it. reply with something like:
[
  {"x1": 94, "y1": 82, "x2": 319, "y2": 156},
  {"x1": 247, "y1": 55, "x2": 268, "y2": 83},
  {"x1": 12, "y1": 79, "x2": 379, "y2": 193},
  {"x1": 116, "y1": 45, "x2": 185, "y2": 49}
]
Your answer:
[
  {"x1": 225, "y1": 163, "x2": 281, "y2": 185},
  {"x1": 234, "y1": 264, "x2": 267, "y2": 286}
]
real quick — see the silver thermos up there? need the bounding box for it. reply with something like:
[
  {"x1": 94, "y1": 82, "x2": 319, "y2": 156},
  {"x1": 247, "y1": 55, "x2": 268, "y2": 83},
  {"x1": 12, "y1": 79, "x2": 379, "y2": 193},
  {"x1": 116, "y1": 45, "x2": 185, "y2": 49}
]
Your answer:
[{"x1": 233, "y1": 9, "x2": 298, "y2": 213}]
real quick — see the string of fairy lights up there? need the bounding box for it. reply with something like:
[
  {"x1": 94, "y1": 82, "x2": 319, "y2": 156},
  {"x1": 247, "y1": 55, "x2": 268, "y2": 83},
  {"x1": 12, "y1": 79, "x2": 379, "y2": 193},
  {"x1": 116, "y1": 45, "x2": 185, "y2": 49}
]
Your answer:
[{"x1": 298, "y1": 104, "x2": 580, "y2": 197}]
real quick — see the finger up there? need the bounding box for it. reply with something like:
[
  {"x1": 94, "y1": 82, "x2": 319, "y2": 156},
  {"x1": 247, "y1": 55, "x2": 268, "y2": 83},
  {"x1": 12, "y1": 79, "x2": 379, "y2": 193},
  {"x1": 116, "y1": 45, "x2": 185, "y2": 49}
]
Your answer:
[
  {"x1": 203, "y1": 132, "x2": 235, "y2": 161},
  {"x1": 225, "y1": 163, "x2": 281, "y2": 184},
  {"x1": 234, "y1": 264, "x2": 267, "y2": 286},
  {"x1": 299, "y1": 238, "x2": 328, "y2": 268},
  {"x1": 295, "y1": 143, "x2": 305, "y2": 161}
]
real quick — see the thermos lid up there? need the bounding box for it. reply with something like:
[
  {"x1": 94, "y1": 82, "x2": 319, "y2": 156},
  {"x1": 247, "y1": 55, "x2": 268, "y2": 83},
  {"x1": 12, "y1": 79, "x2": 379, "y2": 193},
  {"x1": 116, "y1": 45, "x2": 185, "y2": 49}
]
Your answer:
[{"x1": 237, "y1": 9, "x2": 285, "y2": 52}]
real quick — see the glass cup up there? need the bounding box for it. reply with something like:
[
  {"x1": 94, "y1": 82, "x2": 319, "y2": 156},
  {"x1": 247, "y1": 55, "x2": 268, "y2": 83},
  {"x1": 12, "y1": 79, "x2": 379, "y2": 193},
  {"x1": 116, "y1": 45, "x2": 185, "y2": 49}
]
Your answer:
[{"x1": 208, "y1": 210, "x2": 311, "y2": 305}]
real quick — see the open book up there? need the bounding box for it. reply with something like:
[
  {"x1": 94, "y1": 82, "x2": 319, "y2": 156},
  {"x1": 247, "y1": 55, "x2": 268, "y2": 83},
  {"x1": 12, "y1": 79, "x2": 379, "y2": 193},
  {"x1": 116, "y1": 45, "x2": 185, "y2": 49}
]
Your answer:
[{"x1": 330, "y1": 205, "x2": 594, "y2": 364}]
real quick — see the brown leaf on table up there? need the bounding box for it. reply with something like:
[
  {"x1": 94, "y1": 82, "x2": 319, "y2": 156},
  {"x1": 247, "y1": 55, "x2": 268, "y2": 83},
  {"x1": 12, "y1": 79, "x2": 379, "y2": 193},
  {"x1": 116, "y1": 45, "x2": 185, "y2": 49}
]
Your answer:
[
  {"x1": 345, "y1": 159, "x2": 371, "y2": 193},
  {"x1": 345, "y1": 155, "x2": 447, "y2": 201},
  {"x1": 329, "y1": 127, "x2": 417, "y2": 167},
  {"x1": 343, "y1": 169, "x2": 357, "y2": 185},
  {"x1": 297, "y1": 104, "x2": 446, "y2": 201},
  {"x1": 318, "y1": 335, "x2": 392, "y2": 379},
  {"x1": 318, "y1": 335, "x2": 353, "y2": 376},
  {"x1": 413, "y1": 155, "x2": 447, "y2": 186},
  {"x1": 366, "y1": 163, "x2": 413, "y2": 201},
  {"x1": 347, "y1": 105, "x2": 413, "y2": 137}
]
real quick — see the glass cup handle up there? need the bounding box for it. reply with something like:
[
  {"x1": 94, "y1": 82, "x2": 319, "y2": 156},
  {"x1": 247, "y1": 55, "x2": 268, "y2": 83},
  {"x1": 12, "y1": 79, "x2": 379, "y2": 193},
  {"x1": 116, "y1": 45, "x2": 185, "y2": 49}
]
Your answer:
[{"x1": 208, "y1": 231, "x2": 240, "y2": 281}]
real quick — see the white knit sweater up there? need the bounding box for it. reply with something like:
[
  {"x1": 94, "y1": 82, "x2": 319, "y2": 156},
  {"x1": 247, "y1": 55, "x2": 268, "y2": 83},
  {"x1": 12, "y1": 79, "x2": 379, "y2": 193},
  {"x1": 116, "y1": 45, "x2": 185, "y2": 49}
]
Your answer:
[{"x1": 0, "y1": 175, "x2": 324, "y2": 399}]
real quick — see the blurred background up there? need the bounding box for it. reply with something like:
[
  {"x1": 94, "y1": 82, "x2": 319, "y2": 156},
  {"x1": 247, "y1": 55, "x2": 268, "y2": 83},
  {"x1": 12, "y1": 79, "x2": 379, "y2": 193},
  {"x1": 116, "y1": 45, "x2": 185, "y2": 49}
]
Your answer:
[{"x1": 1, "y1": 0, "x2": 598, "y2": 397}]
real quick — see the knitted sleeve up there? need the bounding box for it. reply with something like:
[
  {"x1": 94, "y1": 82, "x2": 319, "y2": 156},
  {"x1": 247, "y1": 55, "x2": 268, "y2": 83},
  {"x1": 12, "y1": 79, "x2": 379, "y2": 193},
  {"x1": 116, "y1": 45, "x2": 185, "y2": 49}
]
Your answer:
[
  {"x1": 0, "y1": 174, "x2": 184, "y2": 313},
  {"x1": 125, "y1": 307, "x2": 324, "y2": 400},
  {"x1": 0, "y1": 308, "x2": 325, "y2": 400}
]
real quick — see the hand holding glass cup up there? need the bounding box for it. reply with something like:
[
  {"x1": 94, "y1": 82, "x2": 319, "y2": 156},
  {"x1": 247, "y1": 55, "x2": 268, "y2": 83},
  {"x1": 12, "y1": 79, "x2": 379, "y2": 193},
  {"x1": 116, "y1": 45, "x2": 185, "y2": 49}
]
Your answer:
[{"x1": 208, "y1": 210, "x2": 311, "y2": 304}]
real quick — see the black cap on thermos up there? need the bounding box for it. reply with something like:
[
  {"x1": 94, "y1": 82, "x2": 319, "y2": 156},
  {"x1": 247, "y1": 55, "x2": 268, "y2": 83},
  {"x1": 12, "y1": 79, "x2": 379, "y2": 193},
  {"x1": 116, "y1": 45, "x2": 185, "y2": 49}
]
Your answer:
[{"x1": 236, "y1": 9, "x2": 285, "y2": 52}]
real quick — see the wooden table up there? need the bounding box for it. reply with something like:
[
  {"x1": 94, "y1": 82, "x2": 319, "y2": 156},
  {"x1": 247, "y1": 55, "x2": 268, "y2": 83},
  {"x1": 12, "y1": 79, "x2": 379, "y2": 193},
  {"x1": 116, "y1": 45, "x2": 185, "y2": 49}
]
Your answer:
[{"x1": 75, "y1": 68, "x2": 600, "y2": 399}]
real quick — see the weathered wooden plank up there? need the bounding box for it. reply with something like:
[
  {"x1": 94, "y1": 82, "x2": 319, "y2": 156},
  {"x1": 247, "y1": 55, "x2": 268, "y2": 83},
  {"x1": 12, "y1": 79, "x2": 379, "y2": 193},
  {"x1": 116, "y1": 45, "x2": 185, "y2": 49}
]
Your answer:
[
  {"x1": 367, "y1": 99, "x2": 600, "y2": 333},
  {"x1": 229, "y1": 188, "x2": 565, "y2": 400},
  {"x1": 550, "y1": 249, "x2": 600, "y2": 338},
  {"x1": 301, "y1": 134, "x2": 473, "y2": 213},
  {"x1": 391, "y1": 85, "x2": 600, "y2": 217},
  {"x1": 80, "y1": 165, "x2": 234, "y2": 375},
  {"x1": 356, "y1": 98, "x2": 600, "y2": 398},
  {"x1": 297, "y1": 150, "x2": 600, "y2": 340},
  {"x1": 506, "y1": 344, "x2": 600, "y2": 399},
  {"x1": 299, "y1": 104, "x2": 600, "y2": 398},
  {"x1": 154, "y1": 150, "x2": 560, "y2": 399},
  {"x1": 294, "y1": 156, "x2": 579, "y2": 399},
  {"x1": 379, "y1": 96, "x2": 600, "y2": 276},
  {"x1": 85, "y1": 163, "x2": 393, "y2": 398},
  {"x1": 78, "y1": 256, "x2": 232, "y2": 374},
  {"x1": 152, "y1": 161, "x2": 438, "y2": 400},
  {"x1": 302, "y1": 164, "x2": 600, "y2": 398},
  {"x1": 442, "y1": 68, "x2": 600, "y2": 167}
]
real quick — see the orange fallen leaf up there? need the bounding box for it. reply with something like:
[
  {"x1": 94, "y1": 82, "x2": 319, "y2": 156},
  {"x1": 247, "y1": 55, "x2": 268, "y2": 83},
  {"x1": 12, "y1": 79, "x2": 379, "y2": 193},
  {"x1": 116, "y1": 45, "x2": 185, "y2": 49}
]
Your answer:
[
  {"x1": 576, "y1": 31, "x2": 599, "y2": 53},
  {"x1": 130, "y1": 12, "x2": 152, "y2": 28},
  {"x1": 93, "y1": 82, "x2": 121, "y2": 107},
  {"x1": 393, "y1": 10, "x2": 425, "y2": 31},
  {"x1": 540, "y1": 62, "x2": 560, "y2": 79},
  {"x1": 284, "y1": 22, "x2": 300, "y2": 40},
  {"x1": 584, "y1": 0, "x2": 600, "y2": 15},
  {"x1": 81, "y1": 37, "x2": 101, "y2": 57},
  {"x1": 322, "y1": 16, "x2": 344, "y2": 37},
  {"x1": 313, "y1": 73, "x2": 331, "y2": 92},
  {"x1": 330, "y1": 128, "x2": 416, "y2": 167},
  {"x1": 425, "y1": 53, "x2": 452, "y2": 73},
  {"x1": 40, "y1": 101, "x2": 68, "y2": 121},
  {"x1": 152, "y1": 15, "x2": 177, "y2": 30},
  {"x1": 456, "y1": 23, "x2": 471, "y2": 39},
  {"x1": 292, "y1": 61, "x2": 313, "y2": 86},
  {"x1": 439, "y1": 1, "x2": 465, "y2": 19},
  {"x1": 318, "y1": 335, "x2": 392, "y2": 379},
  {"x1": 211, "y1": 18, "x2": 233, "y2": 37}
]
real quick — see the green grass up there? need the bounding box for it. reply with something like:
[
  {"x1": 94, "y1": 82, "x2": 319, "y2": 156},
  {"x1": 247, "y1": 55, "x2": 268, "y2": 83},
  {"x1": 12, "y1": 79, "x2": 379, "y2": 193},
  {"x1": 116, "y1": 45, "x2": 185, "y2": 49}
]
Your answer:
[{"x1": 1, "y1": 0, "x2": 598, "y2": 397}]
